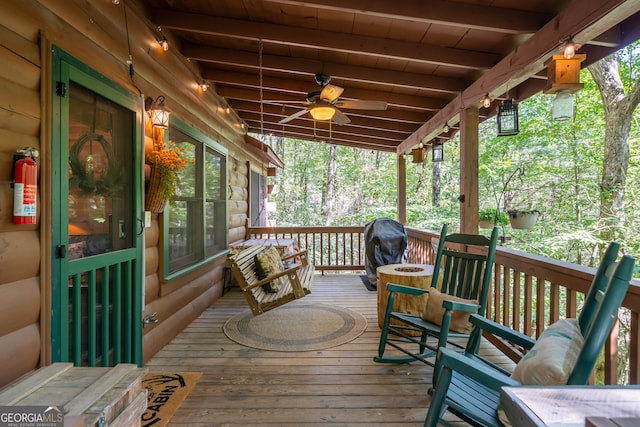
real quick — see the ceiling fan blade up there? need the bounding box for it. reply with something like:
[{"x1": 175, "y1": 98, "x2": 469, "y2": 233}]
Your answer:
[
  {"x1": 335, "y1": 99, "x2": 388, "y2": 110},
  {"x1": 278, "y1": 108, "x2": 310, "y2": 124},
  {"x1": 332, "y1": 108, "x2": 351, "y2": 125},
  {"x1": 320, "y1": 84, "x2": 344, "y2": 103}
]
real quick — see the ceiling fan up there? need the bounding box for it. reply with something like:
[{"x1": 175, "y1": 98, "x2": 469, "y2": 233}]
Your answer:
[{"x1": 276, "y1": 73, "x2": 387, "y2": 125}]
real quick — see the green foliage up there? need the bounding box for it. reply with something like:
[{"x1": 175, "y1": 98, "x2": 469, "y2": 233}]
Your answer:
[{"x1": 479, "y1": 208, "x2": 509, "y2": 225}]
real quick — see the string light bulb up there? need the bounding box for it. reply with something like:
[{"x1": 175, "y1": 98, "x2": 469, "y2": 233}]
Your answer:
[
  {"x1": 561, "y1": 37, "x2": 581, "y2": 59},
  {"x1": 159, "y1": 36, "x2": 169, "y2": 51},
  {"x1": 443, "y1": 122, "x2": 450, "y2": 133},
  {"x1": 482, "y1": 93, "x2": 491, "y2": 108},
  {"x1": 199, "y1": 81, "x2": 209, "y2": 92}
]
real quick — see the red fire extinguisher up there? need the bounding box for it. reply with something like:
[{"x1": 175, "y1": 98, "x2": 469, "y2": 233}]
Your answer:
[{"x1": 12, "y1": 147, "x2": 39, "y2": 225}]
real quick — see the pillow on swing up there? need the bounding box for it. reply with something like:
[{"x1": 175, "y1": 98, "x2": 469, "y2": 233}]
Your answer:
[
  {"x1": 255, "y1": 246, "x2": 287, "y2": 293},
  {"x1": 421, "y1": 288, "x2": 478, "y2": 334}
]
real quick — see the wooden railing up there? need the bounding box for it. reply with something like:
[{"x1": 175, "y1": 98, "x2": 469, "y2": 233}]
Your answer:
[
  {"x1": 247, "y1": 226, "x2": 366, "y2": 271},
  {"x1": 246, "y1": 225, "x2": 640, "y2": 384}
]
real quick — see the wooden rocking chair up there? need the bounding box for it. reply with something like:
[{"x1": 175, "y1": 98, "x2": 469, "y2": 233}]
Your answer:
[
  {"x1": 374, "y1": 224, "x2": 499, "y2": 366},
  {"x1": 424, "y1": 242, "x2": 634, "y2": 427}
]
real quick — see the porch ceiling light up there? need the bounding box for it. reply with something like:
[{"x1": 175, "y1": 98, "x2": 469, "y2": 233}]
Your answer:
[
  {"x1": 145, "y1": 95, "x2": 170, "y2": 129},
  {"x1": 309, "y1": 106, "x2": 335, "y2": 121},
  {"x1": 497, "y1": 99, "x2": 519, "y2": 136}
]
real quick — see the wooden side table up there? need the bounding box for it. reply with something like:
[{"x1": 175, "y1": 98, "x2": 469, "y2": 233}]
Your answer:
[
  {"x1": 500, "y1": 385, "x2": 640, "y2": 427},
  {"x1": 376, "y1": 263, "x2": 437, "y2": 329}
]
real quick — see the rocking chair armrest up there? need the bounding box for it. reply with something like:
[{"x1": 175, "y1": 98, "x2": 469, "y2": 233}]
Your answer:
[
  {"x1": 442, "y1": 299, "x2": 480, "y2": 313},
  {"x1": 435, "y1": 347, "x2": 521, "y2": 391},
  {"x1": 469, "y1": 314, "x2": 536, "y2": 350},
  {"x1": 386, "y1": 283, "x2": 430, "y2": 296}
]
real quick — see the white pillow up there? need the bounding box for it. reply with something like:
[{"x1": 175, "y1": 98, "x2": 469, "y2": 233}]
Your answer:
[{"x1": 511, "y1": 318, "x2": 583, "y2": 385}]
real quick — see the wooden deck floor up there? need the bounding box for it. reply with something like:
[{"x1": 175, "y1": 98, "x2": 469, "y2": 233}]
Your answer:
[{"x1": 146, "y1": 274, "x2": 514, "y2": 426}]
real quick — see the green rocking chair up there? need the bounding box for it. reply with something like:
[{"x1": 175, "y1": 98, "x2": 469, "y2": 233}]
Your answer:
[
  {"x1": 424, "y1": 242, "x2": 634, "y2": 427},
  {"x1": 374, "y1": 224, "x2": 499, "y2": 366}
]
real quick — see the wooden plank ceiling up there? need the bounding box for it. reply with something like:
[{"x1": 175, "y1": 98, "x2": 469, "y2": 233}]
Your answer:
[{"x1": 140, "y1": 0, "x2": 640, "y2": 154}]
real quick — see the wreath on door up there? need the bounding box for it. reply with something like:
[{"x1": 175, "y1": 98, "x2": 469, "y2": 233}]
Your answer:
[{"x1": 69, "y1": 132, "x2": 124, "y2": 196}]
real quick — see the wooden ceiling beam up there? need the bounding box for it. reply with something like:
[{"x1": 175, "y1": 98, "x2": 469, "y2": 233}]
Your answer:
[
  {"x1": 152, "y1": 9, "x2": 501, "y2": 70},
  {"x1": 186, "y1": 45, "x2": 468, "y2": 94},
  {"x1": 229, "y1": 100, "x2": 423, "y2": 133},
  {"x1": 246, "y1": 123, "x2": 399, "y2": 152},
  {"x1": 262, "y1": 0, "x2": 550, "y2": 34},
  {"x1": 209, "y1": 71, "x2": 448, "y2": 111}
]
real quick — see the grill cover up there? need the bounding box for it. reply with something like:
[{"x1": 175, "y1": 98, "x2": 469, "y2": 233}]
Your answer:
[{"x1": 364, "y1": 218, "x2": 408, "y2": 288}]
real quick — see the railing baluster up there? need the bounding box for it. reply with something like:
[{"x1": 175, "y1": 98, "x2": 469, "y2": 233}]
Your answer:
[
  {"x1": 523, "y1": 274, "x2": 533, "y2": 337},
  {"x1": 550, "y1": 282, "x2": 560, "y2": 324}
]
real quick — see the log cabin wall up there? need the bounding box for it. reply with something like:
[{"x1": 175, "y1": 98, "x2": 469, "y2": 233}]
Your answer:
[{"x1": 0, "y1": 0, "x2": 264, "y2": 386}]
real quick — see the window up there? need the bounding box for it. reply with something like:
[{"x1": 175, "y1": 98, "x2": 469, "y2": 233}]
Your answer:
[{"x1": 167, "y1": 122, "x2": 227, "y2": 275}]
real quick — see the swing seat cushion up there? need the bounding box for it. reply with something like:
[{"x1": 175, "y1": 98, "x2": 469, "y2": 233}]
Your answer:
[{"x1": 255, "y1": 246, "x2": 287, "y2": 293}]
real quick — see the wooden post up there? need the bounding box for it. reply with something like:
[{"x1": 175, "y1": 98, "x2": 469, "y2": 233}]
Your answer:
[
  {"x1": 459, "y1": 106, "x2": 479, "y2": 234},
  {"x1": 397, "y1": 154, "x2": 407, "y2": 225}
]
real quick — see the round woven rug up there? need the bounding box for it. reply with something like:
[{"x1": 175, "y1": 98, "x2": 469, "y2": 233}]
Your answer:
[{"x1": 223, "y1": 302, "x2": 367, "y2": 351}]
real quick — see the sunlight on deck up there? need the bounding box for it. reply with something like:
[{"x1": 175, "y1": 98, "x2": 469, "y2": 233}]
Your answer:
[{"x1": 146, "y1": 274, "x2": 514, "y2": 426}]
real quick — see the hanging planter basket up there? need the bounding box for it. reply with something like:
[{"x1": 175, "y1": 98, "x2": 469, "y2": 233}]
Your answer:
[
  {"x1": 145, "y1": 166, "x2": 167, "y2": 213},
  {"x1": 508, "y1": 210, "x2": 540, "y2": 230},
  {"x1": 479, "y1": 220, "x2": 494, "y2": 229}
]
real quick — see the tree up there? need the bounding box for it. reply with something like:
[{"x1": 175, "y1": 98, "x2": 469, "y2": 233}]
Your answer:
[{"x1": 588, "y1": 49, "x2": 640, "y2": 250}]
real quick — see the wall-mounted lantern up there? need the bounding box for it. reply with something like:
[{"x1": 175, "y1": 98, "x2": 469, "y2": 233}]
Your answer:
[{"x1": 145, "y1": 96, "x2": 170, "y2": 129}]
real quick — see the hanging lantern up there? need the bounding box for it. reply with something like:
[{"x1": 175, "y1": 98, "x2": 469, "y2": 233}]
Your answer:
[
  {"x1": 497, "y1": 99, "x2": 519, "y2": 136},
  {"x1": 432, "y1": 140, "x2": 443, "y2": 163},
  {"x1": 543, "y1": 53, "x2": 585, "y2": 121},
  {"x1": 411, "y1": 147, "x2": 425, "y2": 163}
]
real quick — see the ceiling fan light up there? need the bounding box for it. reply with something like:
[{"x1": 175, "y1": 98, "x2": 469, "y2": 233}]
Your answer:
[{"x1": 310, "y1": 106, "x2": 336, "y2": 121}]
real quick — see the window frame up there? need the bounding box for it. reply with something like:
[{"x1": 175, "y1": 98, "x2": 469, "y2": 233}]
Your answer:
[{"x1": 162, "y1": 118, "x2": 228, "y2": 280}]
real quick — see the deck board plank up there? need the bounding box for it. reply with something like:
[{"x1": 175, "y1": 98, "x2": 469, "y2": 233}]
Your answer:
[{"x1": 146, "y1": 274, "x2": 513, "y2": 426}]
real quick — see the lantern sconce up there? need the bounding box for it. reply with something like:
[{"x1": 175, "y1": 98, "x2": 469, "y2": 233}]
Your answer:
[
  {"x1": 432, "y1": 140, "x2": 444, "y2": 163},
  {"x1": 497, "y1": 99, "x2": 519, "y2": 136},
  {"x1": 543, "y1": 51, "x2": 586, "y2": 121},
  {"x1": 145, "y1": 95, "x2": 170, "y2": 129}
]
